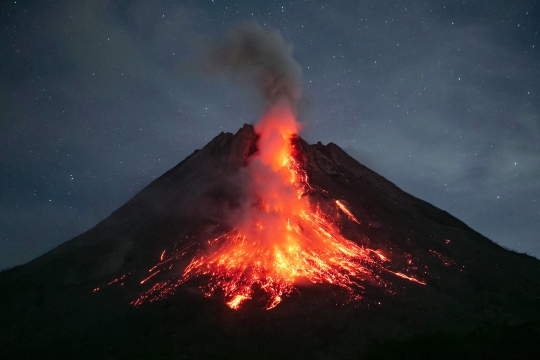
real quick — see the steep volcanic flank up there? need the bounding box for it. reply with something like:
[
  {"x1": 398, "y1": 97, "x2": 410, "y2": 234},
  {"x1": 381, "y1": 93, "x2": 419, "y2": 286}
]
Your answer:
[
  {"x1": 125, "y1": 104, "x2": 427, "y2": 312},
  {"x1": 2, "y1": 125, "x2": 540, "y2": 359}
]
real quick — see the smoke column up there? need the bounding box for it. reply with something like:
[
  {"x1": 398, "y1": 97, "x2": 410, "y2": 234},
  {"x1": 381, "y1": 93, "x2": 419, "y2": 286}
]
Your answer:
[
  {"x1": 211, "y1": 21, "x2": 302, "y2": 111},
  {"x1": 211, "y1": 22, "x2": 304, "y2": 242}
]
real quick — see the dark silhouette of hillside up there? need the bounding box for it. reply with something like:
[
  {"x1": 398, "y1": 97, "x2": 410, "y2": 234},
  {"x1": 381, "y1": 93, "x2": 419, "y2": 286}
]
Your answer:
[{"x1": 2, "y1": 124, "x2": 540, "y2": 359}]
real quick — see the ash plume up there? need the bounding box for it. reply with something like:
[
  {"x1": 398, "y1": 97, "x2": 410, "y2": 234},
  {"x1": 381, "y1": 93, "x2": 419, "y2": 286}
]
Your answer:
[{"x1": 210, "y1": 22, "x2": 302, "y2": 110}]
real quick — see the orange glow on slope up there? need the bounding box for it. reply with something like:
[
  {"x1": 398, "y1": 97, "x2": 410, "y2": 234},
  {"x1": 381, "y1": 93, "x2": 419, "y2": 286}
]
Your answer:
[
  {"x1": 119, "y1": 102, "x2": 426, "y2": 310},
  {"x1": 335, "y1": 200, "x2": 360, "y2": 224},
  {"x1": 391, "y1": 272, "x2": 426, "y2": 285},
  {"x1": 171, "y1": 102, "x2": 425, "y2": 310}
]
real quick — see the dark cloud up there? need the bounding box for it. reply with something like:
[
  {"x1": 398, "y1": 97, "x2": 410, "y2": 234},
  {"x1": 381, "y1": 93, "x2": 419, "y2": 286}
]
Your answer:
[{"x1": 208, "y1": 22, "x2": 302, "y2": 110}]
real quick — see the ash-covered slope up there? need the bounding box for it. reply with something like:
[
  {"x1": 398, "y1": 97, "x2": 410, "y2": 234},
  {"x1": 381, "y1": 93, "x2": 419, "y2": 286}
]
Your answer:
[{"x1": 2, "y1": 124, "x2": 540, "y2": 359}]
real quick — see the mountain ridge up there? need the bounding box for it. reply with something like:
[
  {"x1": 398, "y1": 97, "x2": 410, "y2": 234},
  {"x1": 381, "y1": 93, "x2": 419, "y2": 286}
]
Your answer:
[{"x1": 2, "y1": 124, "x2": 540, "y2": 359}]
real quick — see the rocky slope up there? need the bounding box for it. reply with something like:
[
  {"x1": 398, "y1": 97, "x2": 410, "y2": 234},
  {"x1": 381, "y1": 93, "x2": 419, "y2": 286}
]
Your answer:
[{"x1": 2, "y1": 124, "x2": 540, "y2": 359}]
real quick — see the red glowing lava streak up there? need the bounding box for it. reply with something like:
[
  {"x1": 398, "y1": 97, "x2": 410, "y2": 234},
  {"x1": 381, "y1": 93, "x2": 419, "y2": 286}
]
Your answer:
[
  {"x1": 122, "y1": 102, "x2": 426, "y2": 310},
  {"x1": 174, "y1": 102, "x2": 425, "y2": 309}
]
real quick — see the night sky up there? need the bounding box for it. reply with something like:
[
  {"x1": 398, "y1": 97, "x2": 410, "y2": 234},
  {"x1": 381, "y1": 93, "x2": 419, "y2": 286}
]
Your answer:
[{"x1": 1, "y1": 0, "x2": 539, "y2": 270}]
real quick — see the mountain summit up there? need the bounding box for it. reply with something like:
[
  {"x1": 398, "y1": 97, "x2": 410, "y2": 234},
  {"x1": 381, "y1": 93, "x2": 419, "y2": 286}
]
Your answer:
[{"x1": 2, "y1": 124, "x2": 540, "y2": 359}]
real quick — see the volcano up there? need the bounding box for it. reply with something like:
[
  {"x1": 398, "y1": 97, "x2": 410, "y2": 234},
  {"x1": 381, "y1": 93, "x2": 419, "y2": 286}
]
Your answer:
[{"x1": 2, "y1": 124, "x2": 540, "y2": 359}]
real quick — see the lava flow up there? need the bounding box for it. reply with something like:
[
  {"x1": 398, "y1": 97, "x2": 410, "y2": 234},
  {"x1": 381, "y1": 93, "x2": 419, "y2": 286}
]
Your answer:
[
  {"x1": 116, "y1": 100, "x2": 428, "y2": 310},
  {"x1": 177, "y1": 103, "x2": 395, "y2": 310},
  {"x1": 123, "y1": 102, "x2": 424, "y2": 310}
]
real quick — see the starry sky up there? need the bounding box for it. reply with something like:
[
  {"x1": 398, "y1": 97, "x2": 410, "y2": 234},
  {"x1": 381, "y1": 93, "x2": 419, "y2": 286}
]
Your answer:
[{"x1": 1, "y1": 0, "x2": 539, "y2": 270}]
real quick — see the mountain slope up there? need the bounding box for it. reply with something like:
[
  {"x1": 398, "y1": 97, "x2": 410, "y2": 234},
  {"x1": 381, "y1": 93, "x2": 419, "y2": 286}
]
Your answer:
[{"x1": 2, "y1": 124, "x2": 540, "y2": 359}]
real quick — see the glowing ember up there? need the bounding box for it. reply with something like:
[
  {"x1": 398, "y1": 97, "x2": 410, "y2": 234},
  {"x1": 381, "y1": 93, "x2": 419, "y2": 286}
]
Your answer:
[
  {"x1": 335, "y1": 200, "x2": 360, "y2": 224},
  {"x1": 391, "y1": 272, "x2": 426, "y2": 285},
  {"x1": 122, "y1": 101, "x2": 426, "y2": 310},
  {"x1": 429, "y1": 249, "x2": 456, "y2": 267}
]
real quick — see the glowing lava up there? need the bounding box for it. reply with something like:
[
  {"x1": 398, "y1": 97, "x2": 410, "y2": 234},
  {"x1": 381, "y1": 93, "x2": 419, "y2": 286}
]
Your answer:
[
  {"x1": 174, "y1": 102, "x2": 422, "y2": 310},
  {"x1": 122, "y1": 102, "x2": 425, "y2": 310}
]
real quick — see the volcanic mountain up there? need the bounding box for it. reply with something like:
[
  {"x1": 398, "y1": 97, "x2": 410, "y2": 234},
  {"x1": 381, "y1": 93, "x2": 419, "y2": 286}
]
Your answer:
[{"x1": 2, "y1": 124, "x2": 540, "y2": 359}]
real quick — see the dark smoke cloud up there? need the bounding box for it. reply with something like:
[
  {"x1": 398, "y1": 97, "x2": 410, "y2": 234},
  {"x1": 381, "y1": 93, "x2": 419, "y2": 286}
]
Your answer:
[{"x1": 210, "y1": 22, "x2": 302, "y2": 110}]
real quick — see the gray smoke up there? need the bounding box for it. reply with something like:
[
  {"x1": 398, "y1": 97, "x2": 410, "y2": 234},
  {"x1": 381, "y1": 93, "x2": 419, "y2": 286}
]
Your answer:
[{"x1": 211, "y1": 22, "x2": 302, "y2": 110}]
